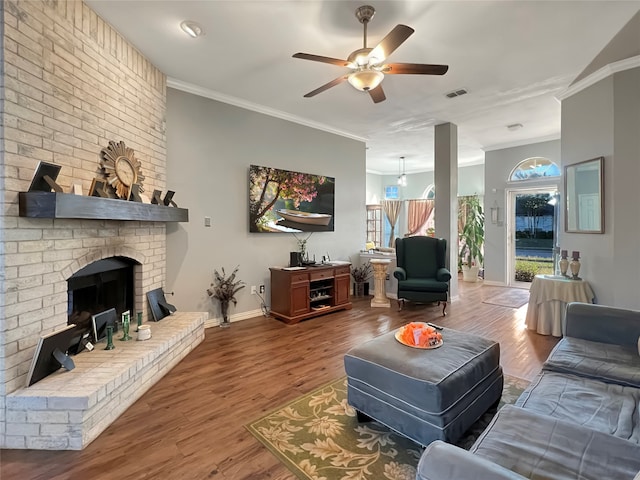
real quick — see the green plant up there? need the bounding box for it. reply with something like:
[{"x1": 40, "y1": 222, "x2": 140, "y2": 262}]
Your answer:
[
  {"x1": 515, "y1": 259, "x2": 553, "y2": 282},
  {"x1": 458, "y1": 195, "x2": 485, "y2": 270}
]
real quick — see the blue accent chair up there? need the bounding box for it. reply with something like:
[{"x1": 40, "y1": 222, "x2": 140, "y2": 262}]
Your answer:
[{"x1": 393, "y1": 236, "x2": 451, "y2": 315}]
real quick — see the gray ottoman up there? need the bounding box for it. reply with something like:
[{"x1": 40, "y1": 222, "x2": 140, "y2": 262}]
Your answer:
[{"x1": 344, "y1": 327, "x2": 503, "y2": 446}]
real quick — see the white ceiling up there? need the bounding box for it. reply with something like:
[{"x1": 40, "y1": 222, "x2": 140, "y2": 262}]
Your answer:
[{"x1": 86, "y1": 1, "x2": 639, "y2": 175}]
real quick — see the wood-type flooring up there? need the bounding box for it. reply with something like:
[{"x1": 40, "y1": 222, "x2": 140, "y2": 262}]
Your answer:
[{"x1": 1, "y1": 280, "x2": 559, "y2": 480}]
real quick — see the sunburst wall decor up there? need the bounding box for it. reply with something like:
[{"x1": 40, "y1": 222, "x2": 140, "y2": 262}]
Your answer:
[{"x1": 100, "y1": 140, "x2": 145, "y2": 199}]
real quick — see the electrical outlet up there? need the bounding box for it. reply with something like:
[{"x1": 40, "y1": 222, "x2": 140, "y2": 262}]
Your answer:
[
  {"x1": 259, "y1": 285, "x2": 265, "y2": 294},
  {"x1": 250, "y1": 285, "x2": 256, "y2": 294}
]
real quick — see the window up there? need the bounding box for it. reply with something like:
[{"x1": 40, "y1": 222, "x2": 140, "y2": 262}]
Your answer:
[
  {"x1": 421, "y1": 184, "x2": 435, "y2": 199},
  {"x1": 366, "y1": 205, "x2": 382, "y2": 247},
  {"x1": 385, "y1": 185, "x2": 399, "y2": 199},
  {"x1": 509, "y1": 157, "x2": 560, "y2": 181}
]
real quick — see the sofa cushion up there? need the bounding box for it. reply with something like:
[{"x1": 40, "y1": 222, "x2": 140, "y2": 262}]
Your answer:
[
  {"x1": 516, "y1": 371, "x2": 640, "y2": 444},
  {"x1": 469, "y1": 405, "x2": 640, "y2": 480},
  {"x1": 544, "y1": 337, "x2": 640, "y2": 388},
  {"x1": 397, "y1": 278, "x2": 449, "y2": 293}
]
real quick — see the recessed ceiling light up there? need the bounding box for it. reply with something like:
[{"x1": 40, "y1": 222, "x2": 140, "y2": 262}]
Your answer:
[
  {"x1": 180, "y1": 21, "x2": 203, "y2": 38},
  {"x1": 507, "y1": 123, "x2": 523, "y2": 131}
]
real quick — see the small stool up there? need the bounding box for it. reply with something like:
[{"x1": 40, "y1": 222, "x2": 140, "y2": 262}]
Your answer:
[{"x1": 344, "y1": 327, "x2": 503, "y2": 446}]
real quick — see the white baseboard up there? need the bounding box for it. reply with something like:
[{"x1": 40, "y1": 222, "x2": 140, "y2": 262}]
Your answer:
[
  {"x1": 482, "y1": 280, "x2": 508, "y2": 287},
  {"x1": 204, "y1": 308, "x2": 265, "y2": 329}
]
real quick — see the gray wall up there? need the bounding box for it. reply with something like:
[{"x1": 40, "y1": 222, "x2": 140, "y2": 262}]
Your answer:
[
  {"x1": 484, "y1": 140, "x2": 561, "y2": 284},
  {"x1": 166, "y1": 88, "x2": 366, "y2": 322},
  {"x1": 560, "y1": 67, "x2": 640, "y2": 307}
]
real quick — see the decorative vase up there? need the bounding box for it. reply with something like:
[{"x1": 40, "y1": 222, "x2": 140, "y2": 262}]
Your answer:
[
  {"x1": 220, "y1": 301, "x2": 230, "y2": 328},
  {"x1": 105, "y1": 326, "x2": 115, "y2": 350},
  {"x1": 570, "y1": 255, "x2": 581, "y2": 280},
  {"x1": 354, "y1": 282, "x2": 367, "y2": 296},
  {"x1": 559, "y1": 252, "x2": 569, "y2": 277},
  {"x1": 136, "y1": 311, "x2": 143, "y2": 332}
]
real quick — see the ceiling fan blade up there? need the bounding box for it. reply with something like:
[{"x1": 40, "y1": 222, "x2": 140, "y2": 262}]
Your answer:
[
  {"x1": 368, "y1": 25, "x2": 414, "y2": 63},
  {"x1": 303, "y1": 75, "x2": 349, "y2": 98},
  {"x1": 368, "y1": 85, "x2": 386, "y2": 103},
  {"x1": 382, "y1": 63, "x2": 449, "y2": 75},
  {"x1": 293, "y1": 53, "x2": 349, "y2": 67}
]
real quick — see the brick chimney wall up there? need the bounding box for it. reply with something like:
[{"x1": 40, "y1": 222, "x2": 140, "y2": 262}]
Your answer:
[{"x1": 1, "y1": 0, "x2": 168, "y2": 446}]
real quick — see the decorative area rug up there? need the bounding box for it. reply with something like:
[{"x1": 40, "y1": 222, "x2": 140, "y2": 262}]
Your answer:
[
  {"x1": 481, "y1": 286, "x2": 530, "y2": 309},
  {"x1": 247, "y1": 375, "x2": 529, "y2": 480}
]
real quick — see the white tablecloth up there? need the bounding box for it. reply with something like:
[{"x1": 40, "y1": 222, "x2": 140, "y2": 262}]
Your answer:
[{"x1": 525, "y1": 275, "x2": 595, "y2": 337}]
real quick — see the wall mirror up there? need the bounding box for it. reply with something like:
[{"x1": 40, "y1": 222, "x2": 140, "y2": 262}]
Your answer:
[{"x1": 565, "y1": 156, "x2": 604, "y2": 233}]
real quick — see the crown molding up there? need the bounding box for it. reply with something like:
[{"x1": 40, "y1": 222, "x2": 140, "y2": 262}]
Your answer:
[
  {"x1": 556, "y1": 55, "x2": 640, "y2": 101},
  {"x1": 483, "y1": 134, "x2": 561, "y2": 153},
  {"x1": 167, "y1": 78, "x2": 367, "y2": 143}
]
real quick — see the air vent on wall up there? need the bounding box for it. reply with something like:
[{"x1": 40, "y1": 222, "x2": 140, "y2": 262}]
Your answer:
[{"x1": 445, "y1": 88, "x2": 468, "y2": 98}]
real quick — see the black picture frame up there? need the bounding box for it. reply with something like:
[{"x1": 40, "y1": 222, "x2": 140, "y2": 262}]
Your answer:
[
  {"x1": 26, "y1": 324, "x2": 77, "y2": 387},
  {"x1": 163, "y1": 190, "x2": 175, "y2": 206},
  {"x1": 28, "y1": 161, "x2": 63, "y2": 193},
  {"x1": 146, "y1": 288, "x2": 177, "y2": 321},
  {"x1": 91, "y1": 308, "x2": 118, "y2": 343}
]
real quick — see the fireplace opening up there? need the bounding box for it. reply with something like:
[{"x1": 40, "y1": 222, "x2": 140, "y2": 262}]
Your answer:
[{"x1": 67, "y1": 257, "x2": 137, "y2": 336}]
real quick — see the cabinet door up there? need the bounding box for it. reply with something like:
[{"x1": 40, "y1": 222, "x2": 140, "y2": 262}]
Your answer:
[
  {"x1": 334, "y1": 274, "x2": 350, "y2": 305},
  {"x1": 290, "y1": 282, "x2": 310, "y2": 316}
]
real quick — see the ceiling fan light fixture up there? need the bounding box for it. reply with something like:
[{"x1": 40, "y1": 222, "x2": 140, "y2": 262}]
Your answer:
[
  {"x1": 180, "y1": 20, "x2": 203, "y2": 38},
  {"x1": 348, "y1": 69, "x2": 383, "y2": 91}
]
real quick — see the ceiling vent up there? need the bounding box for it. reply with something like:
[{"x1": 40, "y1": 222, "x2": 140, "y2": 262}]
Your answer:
[{"x1": 445, "y1": 88, "x2": 468, "y2": 99}]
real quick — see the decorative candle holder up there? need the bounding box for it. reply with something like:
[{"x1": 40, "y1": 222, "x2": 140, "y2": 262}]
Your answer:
[
  {"x1": 136, "y1": 311, "x2": 143, "y2": 332},
  {"x1": 105, "y1": 326, "x2": 115, "y2": 350},
  {"x1": 120, "y1": 311, "x2": 132, "y2": 341}
]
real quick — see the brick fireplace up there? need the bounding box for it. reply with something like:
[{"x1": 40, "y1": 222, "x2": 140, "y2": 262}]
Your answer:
[{"x1": 0, "y1": 0, "x2": 196, "y2": 449}]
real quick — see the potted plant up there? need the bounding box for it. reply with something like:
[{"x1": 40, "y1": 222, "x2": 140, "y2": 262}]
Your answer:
[
  {"x1": 350, "y1": 261, "x2": 372, "y2": 296},
  {"x1": 206, "y1": 265, "x2": 246, "y2": 327},
  {"x1": 458, "y1": 195, "x2": 484, "y2": 282}
]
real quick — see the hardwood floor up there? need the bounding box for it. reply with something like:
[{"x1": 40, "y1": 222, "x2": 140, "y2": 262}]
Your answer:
[{"x1": 1, "y1": 280, "x2": 559, "y2": 480}]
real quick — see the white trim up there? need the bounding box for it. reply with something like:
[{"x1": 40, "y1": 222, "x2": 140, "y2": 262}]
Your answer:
[
  {"x1": 167, "y1": 78, "x2": 367, "y2": 143},
  {"x1": 556, "y1": 55, "x2": 640, "y2": 101},
  {"x1": 482, "y1": 280, "x2": 508, "y2": 287},
  {"x1": 204, "y1": 308, "x2": 265, "y2": 329}
]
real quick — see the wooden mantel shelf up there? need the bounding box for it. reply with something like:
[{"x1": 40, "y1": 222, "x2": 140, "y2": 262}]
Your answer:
[{"x1": 19, "y1": 192, "x2": 189, "y2": 222}]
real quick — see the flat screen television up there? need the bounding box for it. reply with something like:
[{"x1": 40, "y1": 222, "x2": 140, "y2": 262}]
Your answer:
[
  {"x1": 249, "y1": 165, "x2": 335, "y2": 233},
  {"x1": 26, "y1": 324, "x2": 77, "y2": 387},
  {"x1": 91, "y1": 308, "x2": 118, "y2": 343}
]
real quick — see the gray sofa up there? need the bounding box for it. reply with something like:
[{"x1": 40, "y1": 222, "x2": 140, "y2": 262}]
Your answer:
[{"x1": 417, "y1": 302, "x2": 640, "y2": 480}]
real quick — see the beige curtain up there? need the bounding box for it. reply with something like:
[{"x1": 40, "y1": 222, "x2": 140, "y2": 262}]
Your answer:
[
  {"x1": 406, "y1": 199, "x2": 434, "y2": 236},
  {"x1": 381, "y1": 200, "x2": 402, "y2": 247}
]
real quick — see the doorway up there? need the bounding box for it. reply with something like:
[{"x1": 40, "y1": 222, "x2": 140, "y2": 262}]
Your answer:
[{"x1": 506, "y1": 187, "x2": 558, "y2": 286}]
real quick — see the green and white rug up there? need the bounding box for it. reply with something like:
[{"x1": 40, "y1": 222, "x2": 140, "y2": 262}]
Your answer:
[{"x1": 247, "y1": 375, "x2": 529, "y2": 480}]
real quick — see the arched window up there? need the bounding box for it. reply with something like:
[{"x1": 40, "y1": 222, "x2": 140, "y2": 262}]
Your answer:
[
  {"x1": 421, "y1": 184, "x2": 435, "y2": 199},
  {"x1": 509, "y1": 157, "x2": 560, "y2": 181}
]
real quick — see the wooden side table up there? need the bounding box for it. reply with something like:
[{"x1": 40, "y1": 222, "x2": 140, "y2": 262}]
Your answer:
[
  {"x1": 525, "y1": 274, "x2": 595, "y2": 337},
  {"x1": 370, "y1": 259, "x2": 391, "y2": 308}
]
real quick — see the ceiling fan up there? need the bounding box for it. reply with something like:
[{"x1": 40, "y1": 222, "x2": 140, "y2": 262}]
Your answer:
[{"x1": 293, "y1": 5, "x2": 448, "y2": 104}]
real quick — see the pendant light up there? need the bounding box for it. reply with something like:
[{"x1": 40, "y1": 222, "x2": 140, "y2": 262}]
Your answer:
[{"x1": 397, "y1": 157, "x2": 407, "y2": 186}]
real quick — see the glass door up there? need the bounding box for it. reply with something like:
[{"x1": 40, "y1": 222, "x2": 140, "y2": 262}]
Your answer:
[{"x1": 507, "y1": 187, "x2": 558, "y2": 286}]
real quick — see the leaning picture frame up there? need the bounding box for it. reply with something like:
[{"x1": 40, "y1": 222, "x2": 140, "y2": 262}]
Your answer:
[{"x1": 89, "y1": 178, "x2": 108, "y2": 198}]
